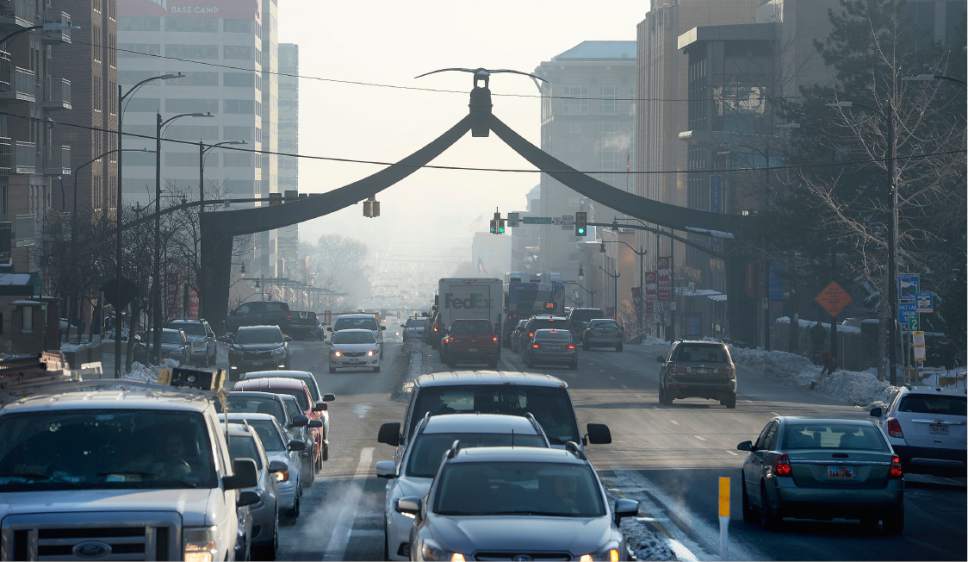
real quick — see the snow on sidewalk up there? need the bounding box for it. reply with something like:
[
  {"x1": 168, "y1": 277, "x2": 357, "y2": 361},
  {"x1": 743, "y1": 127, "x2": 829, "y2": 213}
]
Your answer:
[{"x1": 729, "y1": 346, "x2": 899, "y2": 408}]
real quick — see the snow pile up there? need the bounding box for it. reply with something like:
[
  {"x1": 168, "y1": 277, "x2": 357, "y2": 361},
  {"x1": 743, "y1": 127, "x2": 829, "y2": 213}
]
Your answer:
[
  {"x1": 620, "y1": 519, "x2": 677, "y2": 560},
  {"x1": 124, "y1": 362, "x2": 159, "y2": 383},
  {"x1": 729, "y1": 346, "x2": 814, "y2": 379},
  {"x1": 797, "y1": 366, "x2": 900, "y2": 408}
]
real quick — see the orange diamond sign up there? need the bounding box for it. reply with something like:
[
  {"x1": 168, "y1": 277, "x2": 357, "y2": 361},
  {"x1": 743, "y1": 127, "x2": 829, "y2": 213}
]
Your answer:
[{"x1": 815, "y1": 281, "x2": 853, "y2": 318}]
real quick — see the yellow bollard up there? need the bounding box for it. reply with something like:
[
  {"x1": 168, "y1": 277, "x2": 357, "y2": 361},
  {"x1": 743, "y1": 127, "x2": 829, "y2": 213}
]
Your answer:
[{"x1": 719, "y1": 476, "x2": 730, "y2": 559}]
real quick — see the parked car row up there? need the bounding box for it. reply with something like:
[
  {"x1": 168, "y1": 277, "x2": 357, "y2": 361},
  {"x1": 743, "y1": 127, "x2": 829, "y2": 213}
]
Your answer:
[{"x1": 375, "y1": 371, "x2": 624, "y2": 561}]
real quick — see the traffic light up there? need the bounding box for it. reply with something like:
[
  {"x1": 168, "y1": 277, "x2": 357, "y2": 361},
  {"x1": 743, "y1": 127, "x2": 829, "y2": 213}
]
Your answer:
[
  {"x1": 489, "y1": 219, "x2": 497, "y2": 234},
  {"x1": 363, "y1": 196, "x2": 380, "y2": 218},
  {"x1": 497, "y1": 219, "x2": 506, "y2": 234},
  {"x1": 575, "y1": 211, "x2": 587, "y2": 236},
  {"x1": 491, "y1": 209, "x2": 505, "y2": 235}
]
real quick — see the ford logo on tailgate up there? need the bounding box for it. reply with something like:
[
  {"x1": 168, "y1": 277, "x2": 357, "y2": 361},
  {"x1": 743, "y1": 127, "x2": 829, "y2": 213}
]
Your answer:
[{"x1": 72, "y1": 541, "x2": 113, "y2": 558}]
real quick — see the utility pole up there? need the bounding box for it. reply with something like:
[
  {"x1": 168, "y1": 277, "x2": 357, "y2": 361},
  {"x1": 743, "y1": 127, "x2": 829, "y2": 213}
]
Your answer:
[{"x1": 886, "y1": 100, "x2": 899, "y2": 385}]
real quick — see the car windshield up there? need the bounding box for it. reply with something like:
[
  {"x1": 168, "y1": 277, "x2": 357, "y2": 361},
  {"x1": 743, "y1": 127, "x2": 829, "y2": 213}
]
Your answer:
[
  {"x1": 534, "y1": 330, "x2": 571, "y2": 342},
  {"x1": 406, "y1": 433, "x2": 546, "y2": 478},
  {"x1": 674, "y1": 344, "x2": 728, "y2": 363},
  {"x1": 228, "y1": 435, "x2": 263, "y2": 470},
  {"x1": 434, "y1": 462, "x2": 605, "y2": 517},
  {"x1": 236, "y1": 327, "x2": 283, "y2": 345},
  {"x1": 170, "y1": 323, "x2": 205, "y2": 337},
  {"x1": 247, "y1": 420, "x2": 286, "y2": 452},
  {"x1": 161, "y1": 330, "x2": 183, "y2": 345},
  {"x1": 332, "y1": 331, "x2": 376, "y2": 344},
  {"x1": 898, "y1": 394, "x2": 966, "y2": 416},
  {"x1": 449, "y1": 320, "x2": 493, "y2": 335},
  {"x1": 278, "y1": 388, "x2": 310, "y2": 410},
  {"x1": 783, "y1": 423, "x2": 888, "y2": 451},
  {"x1": 589, "y1": 320, "x2": 618, "y2": 330},
  {"x1": 223, "y1": 395, "x2": 286, "y2": 426},
  {"x1": 265, "y1": 302, "x2": 288, "y2": 313},
  {"x1": 334, "y1": 317, "x2": 379, "y2": 331},
  {"x1": 411, "y1": 386, "x2": 579, "y2": 445},
  {"x1": 0, "y1": 410, "x2": 217, "y2": 491},
  {"x1": 406, "y1": 319, "x2": 428, "y2": 328}
]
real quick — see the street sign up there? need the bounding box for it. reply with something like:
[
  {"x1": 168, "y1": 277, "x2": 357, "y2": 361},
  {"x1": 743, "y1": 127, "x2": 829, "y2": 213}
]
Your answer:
[
  {"x1": 897, "y1": 273, "x2": 920, "y2": 301},
  {"x1": 912, "y1": 331, "x2": 926, "y2": 364},
  {"x1": 559, "y1": 214, "x2": 575, "y2": 226},
  {"x1": 814, "y1": 281, "x2": 852, "y2": 318},
  {"x1": 898, "y1": 302, "x2": 918, "y2": 331},
  {"x1": 507, "y1": 212, "x2": 520, "y2": 227},
  {"x1": 657, "y1": 257, "x2": 672, "y2": 301},
  {"x1": 916, "y1": 292, "x2": 934, "y2": 313},
  {"x1": 522, "y1": 216, "x2": 553, "y2": 224}
]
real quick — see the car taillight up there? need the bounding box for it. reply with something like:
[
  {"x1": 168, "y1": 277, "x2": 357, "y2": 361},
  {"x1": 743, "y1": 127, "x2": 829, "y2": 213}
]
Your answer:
[
  {"x1": 491, "y1": 335, "x2": 498, "y2": 344},
  {"x1": 528, "y1": 331, "x2": 534, "y2": 339},
  {"x1": 532, "y1": 343, "x2": 540, "y2": 350},
  {"x1": 889, "y1": 454, "x2": 903, "y2": 478},
  {"x1": 566, "y1": 343, "x2": 577, "y2": 350},
  {"x1": 442, "y1": 336, "x2": 452, "y2": 344},
  {"x1": 433, "y1": 325, "x2": 439, "y2": 332},
  {"x1": 774, "y1": 454, "x2": 792, "y2": 476},
  {"x1": 886, "y1": 417, "x2": 904, "y2": 438}
]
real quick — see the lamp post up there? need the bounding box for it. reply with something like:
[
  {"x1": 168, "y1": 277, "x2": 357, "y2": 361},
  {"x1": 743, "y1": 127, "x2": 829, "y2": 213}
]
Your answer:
[
  {"x1": 151, "y1": 112, "x2": 213, "y2": 362},
  {"x1": 599, "y1": 265, "x2": 620, "y2": 321},
  {"x1": 199, "y1": 140, "x2": 246, "y2": 213},
  {"x1": 600, "y1": 237, "x2": 647, "y2": 338},
  {"x1": 113, "y1": 72, "x2": 183, "y2": 378}
]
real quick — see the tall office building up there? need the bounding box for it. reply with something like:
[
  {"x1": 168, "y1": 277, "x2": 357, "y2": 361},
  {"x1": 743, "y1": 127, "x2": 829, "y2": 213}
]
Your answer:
[
  {"x1": 276, "y1": 42, "x2": 298, "y2": 278},
  {"x1": 533, "y1": 41, "x2": 636, "y2": 281},
  {"x1": 0, "y1": 1, "x2": 74, "y2": 277},
  {"x1": 117, "y1": 0, "x2": 279, "y2": 278}
]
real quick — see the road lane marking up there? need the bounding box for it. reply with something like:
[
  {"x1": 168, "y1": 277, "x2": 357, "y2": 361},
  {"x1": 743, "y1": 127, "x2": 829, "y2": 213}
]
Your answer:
[
  {"x1": 352, "y1": 403, "x2": 371, "y2": 419},
  {"x1": 666, "y1": 539, "x2": 698, "y2": 562},
  {"x1": 725, "y1": 449, "x2": 739, "y2": 456},
  {"x1": 692, "y1": 435, "x2": 706, "y2": 442},
  {"x1": 669, "y1": 420, "x2": 679, "y2": 425},
  {"x1": 323, "y1": 446, "x2": 374, "y2": 560},
  {"x1": 770, "y1": 411, "x2": 780, "y2": 416}
]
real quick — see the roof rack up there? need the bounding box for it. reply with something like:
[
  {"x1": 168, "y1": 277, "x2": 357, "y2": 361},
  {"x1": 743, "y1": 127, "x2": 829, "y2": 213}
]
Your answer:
[
  {"x1": 445, "y1": 439, "x2": 462, "y2": 459},
  {"x1": 564, "y1": 441, "x2": 586, "y2": 460}
]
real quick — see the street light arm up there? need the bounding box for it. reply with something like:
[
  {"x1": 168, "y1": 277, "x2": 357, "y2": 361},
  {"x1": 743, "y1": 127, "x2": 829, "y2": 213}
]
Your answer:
[
  {"x1": 121, "y1": 73, "x2": 184, "y2": 102},
  {"x1": 202, "y1": 139, "x2": 246, "y2": 155},
  {"x1": 601, "y1": 238, "x2": 647, "y2": 255},
  {"x1": 162, "y1": 111, "x2": 213, "y2": 129},
  {"x1": 0, "y1": 25, "x2": 43, "y2": 45}
]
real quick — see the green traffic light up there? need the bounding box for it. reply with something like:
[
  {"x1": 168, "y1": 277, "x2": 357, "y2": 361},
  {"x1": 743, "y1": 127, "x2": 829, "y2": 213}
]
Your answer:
[{"x1": 577, "y1": 227, "x2": 586, "y2": 235}]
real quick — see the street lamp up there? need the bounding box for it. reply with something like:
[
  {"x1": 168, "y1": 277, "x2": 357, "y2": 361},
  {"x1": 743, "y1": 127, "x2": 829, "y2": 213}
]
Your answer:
[
  {"x1": 114, "y1": 72, "x2": 183, "y2": 378},
  {"x1": 151, "y1": 111, "x2": 213, "y2": 362},
  {"x1": 599, "y1": 265, "x2": 620, "y2": 321},
  {"x1": 600, "y1": 238, "x2": 647, "y2": 338},
  {"x1": 199, "y1": 140, "x2": 246, "y2": 213}
]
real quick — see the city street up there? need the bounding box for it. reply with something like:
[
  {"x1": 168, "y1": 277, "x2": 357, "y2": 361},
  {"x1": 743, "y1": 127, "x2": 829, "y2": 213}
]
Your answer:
[{"x1": 272, "y1": 339, "x2": 967, "y2": 561}]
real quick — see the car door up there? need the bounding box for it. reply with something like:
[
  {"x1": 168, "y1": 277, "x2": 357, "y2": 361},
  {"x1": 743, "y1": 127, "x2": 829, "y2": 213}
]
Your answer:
[{"x1": 747, "y1": 421, "x2": 778, "y2": 505}]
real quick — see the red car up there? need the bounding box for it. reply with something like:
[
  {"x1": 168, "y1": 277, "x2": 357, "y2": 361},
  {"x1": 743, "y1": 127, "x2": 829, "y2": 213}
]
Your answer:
[
  {"x1": 440, "y1": 319, "x2": 500, "y2": 368},
  {"x1": 232, "y1": 377, "x2": 327, "y2": 478}
]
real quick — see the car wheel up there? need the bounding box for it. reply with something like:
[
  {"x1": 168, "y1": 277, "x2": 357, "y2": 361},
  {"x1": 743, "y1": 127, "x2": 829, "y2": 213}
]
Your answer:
[
  {"x1": 616, "y1": 343, "x2": 623, "y2": 352},
  {"x1": 383, "y1": 519, "x2": 390, "y2": 560},
  {"x1": 725, "y1": 394, "x2": 737, "y2": 409},
  {"x1": 741, "y1": 480, "x2": 755, "y2": 524},
  {"x1": 301, "y1": 458, "x2": 315, "y2": 487},
  {"x1": 289, "y1": 492, "x2": 301, "y2": 518},
  {"x1": 329, "y1": 366, "x2": 337, "y2": 374},
  {"x1": 658, "y1": 385, "x2": 672, "y2": 406},
  {"x1": 759, "y1": 482, "x2": 780, "y2": 530},
  {"x1": 882, "y1": 507, "x2": 904, "y2": 535},
  {"x1": 322, "y1": 441, "x2": 329, "y2": 462}
]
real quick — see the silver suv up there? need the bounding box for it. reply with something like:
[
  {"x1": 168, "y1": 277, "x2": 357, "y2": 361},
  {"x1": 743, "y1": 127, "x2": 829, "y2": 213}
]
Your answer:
[{"x1": 871, "y1": 385, "x2": 966, "y2": 475}]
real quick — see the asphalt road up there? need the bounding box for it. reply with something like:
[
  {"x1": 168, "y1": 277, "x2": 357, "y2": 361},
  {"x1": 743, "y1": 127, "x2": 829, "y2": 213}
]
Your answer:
[{"x1": 274, "y1": 337, "x2": 966, "y2": 561}]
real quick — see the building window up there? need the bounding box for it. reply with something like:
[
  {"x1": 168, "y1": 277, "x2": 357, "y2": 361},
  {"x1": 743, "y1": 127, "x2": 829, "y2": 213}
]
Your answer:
[
  {"x1": 223, "y1": 19, "x2": 254, "y2": 34},
  {"x1": 118, "y1": 43, "x2": 161, "y2": 57},
  {"x1": 93, "y1": 0, "x2": 102, "y2": 13},
  {"x1": 223, "y1": 99, "x2": 255, "y2": 114},
  {"x1": 21, "y1": 307, "x2": 32, "y2": 334},
  {"x1": 93, "y1": 26, "x2": 102, "y2": 62},
  {"x1": 165, "y1": 98, "x2": 219, "y2": 114},
  {"x1": 223, "y1": 73, "x2": 254, "y2": 87},
  {"x1": 119, "y1": 16, "x2": 160, "y2": 31},
  {"x1": 172, "y1": 72, "x2": 218, "y2": 86},
  {"x1": 108, "y1": 33, "x2": 116, "y2": 66},
  {"x1": 93, "y1": 76, "x2": 102, "y2": 111},
  {"x1": 166, "y1": 45, "x2": 218, "y2": 60},
  {"x1": 600, "y1": 86, "x2": 617, "y2": 114},
  {"x1": 223, "y1": 45, "x2": 254, "y2": 60},
  {"x1": 165, "y1": 16, "x2": 219, "y2": 33}
]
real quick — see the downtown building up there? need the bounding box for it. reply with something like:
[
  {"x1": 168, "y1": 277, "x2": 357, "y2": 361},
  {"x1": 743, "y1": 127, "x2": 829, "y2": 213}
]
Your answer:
[
  {"x1": 276, "y1": 42, "x2": 297, "y2": 280},
  {"x1": 117, "y1": 0, "x2": 280, "y2": 289},
  {"x1": 533, "y1": 41, "x2": 636, "y2": 320}
]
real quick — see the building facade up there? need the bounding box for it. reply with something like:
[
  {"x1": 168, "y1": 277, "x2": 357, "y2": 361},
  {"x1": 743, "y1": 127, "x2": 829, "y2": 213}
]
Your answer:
[
  {"x1": 0, "y1": 0, "x2": 75, "y2": 280},
  {"x1": 276, "y1": 42, "x2": 297, "y2": 278},
  {"x1": 117, "y1": 0, "x2": 278, "y2": 280}
]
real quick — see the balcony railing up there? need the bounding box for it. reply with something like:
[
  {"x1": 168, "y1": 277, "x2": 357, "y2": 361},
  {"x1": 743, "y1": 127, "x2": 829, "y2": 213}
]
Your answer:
[
  {"x1": 44, "y1": 144, "x2": 70, "y2": 176},
  {"x1": 0, "y1": 136, "x2": 11, "y2": 175},
  {"x1": 44, "y1": 76, "x2": 71, "y2": 110},
  {"x1": 0, "y1": 0, "x2": 36, "y2": 29},
  {"x1": 0, "y1": 65, "x2": 37, "y2": 102},
  {"x1": 0, "y1": 139, "x2": 37, "y2": 176},
  {"x1": 0, "y1": 49, "x2": 10, "y2": 92},
  {"x1": 42, "y1": 10, "x2": 71, "y2": 44}
]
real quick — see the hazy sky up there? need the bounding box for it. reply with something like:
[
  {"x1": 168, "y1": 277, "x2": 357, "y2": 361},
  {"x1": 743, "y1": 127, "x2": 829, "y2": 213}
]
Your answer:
[{"x1": 278, "y1": 1, "x2": 647, "y2": 264}]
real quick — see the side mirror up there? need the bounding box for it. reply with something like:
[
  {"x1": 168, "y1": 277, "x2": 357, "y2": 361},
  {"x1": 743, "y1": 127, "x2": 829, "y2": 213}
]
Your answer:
[
  {"x1": 323, "y1": 393, "x2": 336, "y2": 402},
  {"x1": 656, "y1": 355, "x2": 665, "y2": 363},
  {"x1": 736, "y1": 440, "x2": 754, "y2": 452},
  {"x1": 396, "y1": 497, "x2": 421, "y2": 518},
  {"x1": 284, "y1": 335, "x2": 292, "y2": 342},
  {"x1": 380, "y1": 326, "x2": 387, "y2": 331},
  {"x1": 375, "y1": 460, "x2": 397, "y2": 479},
  {"x1": 313, "y1": 402, "x2": 328, "y2": 412},
  {"x1": 268, "y1": 460, "x2": 288, "y2": 474},
  {"x1": 237, "y1": 490, "x2": 261, "y2": 508},
  {"x1": 289, "y1": 414, "x2": 309, "y2": 428},
  {"x1": 869, "y1": 407, "x2": 882, "y2": 418},
  {"x1": 378, "y1": 422, "x2": 401, "y2": 447},
  {"x1": 308, "y1": 419, "x2": 323, "y2": 429},
  {"x1": 586, "y1": 423, "x2": 612, "y2": 445},
  {"x1": 287, "y1": 440, "x2": 306, "y2": 452},
  {"x1": 614, "y1": 498, "x2": 639, "y2": 524},
  {"x1": 223, "y1": 458, "x2": 258, "y2": 490},
  {"x1": 326, "y1": 326, "x2": 333, "y2": 332}
]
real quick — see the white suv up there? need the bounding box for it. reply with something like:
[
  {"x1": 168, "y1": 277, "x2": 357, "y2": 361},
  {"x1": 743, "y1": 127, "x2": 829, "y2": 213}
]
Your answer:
[
  {"x1": 871, "y1": 386, "x2": 966, "y2": 475},
  {"x1": 0, "y1": 382, "x2": 259, "y2": 561}
]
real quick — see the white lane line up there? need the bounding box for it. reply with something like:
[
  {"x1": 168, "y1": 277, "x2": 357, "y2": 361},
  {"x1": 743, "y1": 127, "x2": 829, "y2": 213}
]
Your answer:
[
  {"x1": 323, "y1": 446, "x2": 374, "y2": 561},
  {"x1": 770, "y1": 411, "x2": 780, "y2": 416},
  {"x1": 725, "y1": 449, "x2": 739, "y2": 456},
  {"x1": 669, "y1": 419, "x2": 680, "y2": 425},
  {"x1": 692, "y1": 434, "x2": 706, "y2": 442},
  {"x1": 666, "y1": 538, "x2": 698, "y2": 562}
]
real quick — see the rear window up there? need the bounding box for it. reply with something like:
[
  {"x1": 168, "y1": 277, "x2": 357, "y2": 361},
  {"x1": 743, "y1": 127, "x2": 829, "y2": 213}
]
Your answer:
[
  {"x1": 406, "y1": 319, "x2": 429, "y2": 328},
  {"x1": 534, "y1": 330, "x2": 572, "y2": 342},
  {"x1": 570, "y1": 309, "x2": 604, "y2": 323},
  {"x1": 450, "y1": 320, "x2": 493, "y2": 335},
  {"x1": 264, "y1": 302, "x2": 289, "y2": 313},
  {"x1": 783, "y1": 423, "x2": 888, "y2": 451},
  {"x1": 674, "y1": 344, "x2": 728, "y2": 363},
  {"x1": 223, "y1": 395, "x2": 286, "y2": 426},
  {"x1": 528, "y1": 318, "x2": 565, "y2": 331},
  {"x1": 334, "y1": 317, "x2": 379, "y2": 331},
  {"x1": 588, "y1": 320, "x2": 619, "y2": 329},
  {"x1": 898, "y1": 394, "x2": 966, "y2": 416},
  {"x1": 169, "y1": 322, "x2": 205, "y2": 336}
]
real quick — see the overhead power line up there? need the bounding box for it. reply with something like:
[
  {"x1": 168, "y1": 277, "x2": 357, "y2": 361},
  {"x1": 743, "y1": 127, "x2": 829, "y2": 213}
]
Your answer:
[
  {"x1": 4, "y1": 109, "x2": 961, "y2": 176},
  {"x1": 78, "y1": 38, "x2": 804, "y2": 103}
]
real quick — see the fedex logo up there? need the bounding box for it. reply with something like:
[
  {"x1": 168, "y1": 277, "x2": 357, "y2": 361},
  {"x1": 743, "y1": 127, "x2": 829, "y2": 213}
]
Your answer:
[{"x1": 444, "y1": 293, "x2": 490, "y2": 309}]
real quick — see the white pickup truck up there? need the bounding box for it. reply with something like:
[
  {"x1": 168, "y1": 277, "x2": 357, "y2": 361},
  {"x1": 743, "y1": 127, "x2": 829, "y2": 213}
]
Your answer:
[{"x1": 0, "y1": 381, "x2": 258, "y2": 561}]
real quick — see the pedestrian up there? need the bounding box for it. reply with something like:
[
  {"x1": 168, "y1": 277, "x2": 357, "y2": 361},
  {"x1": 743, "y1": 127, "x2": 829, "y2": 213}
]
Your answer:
[
  {"x1": 821, "y1": 350, "x2": 837, "y2": 377},
  {"x1": 810, "y1": 320, "x2": 826, "y2": 363}
]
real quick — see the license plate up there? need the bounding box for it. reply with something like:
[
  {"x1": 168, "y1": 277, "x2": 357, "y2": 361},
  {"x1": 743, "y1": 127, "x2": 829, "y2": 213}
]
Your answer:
[
  {"x1": 930, "y1": 423, "x2": 948, "y2": 434},
  {"x1": 826, "y1": 465, "x2": 855, "y2": 480}
]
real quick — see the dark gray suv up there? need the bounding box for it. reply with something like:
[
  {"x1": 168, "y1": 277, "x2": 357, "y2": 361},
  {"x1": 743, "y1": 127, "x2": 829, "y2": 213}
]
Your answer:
[
  {"x1": 658, "y1": 340, "x2": 737, "y2": 408},
  {"x1": 397, "y1": 445, "x2": 639, "y2": 561}
]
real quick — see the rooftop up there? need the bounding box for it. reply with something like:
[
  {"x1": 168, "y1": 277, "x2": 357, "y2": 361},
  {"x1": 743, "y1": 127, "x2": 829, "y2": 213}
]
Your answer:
[{"x1": 553, "y1": 40, "x2": 637, "y2": 61}]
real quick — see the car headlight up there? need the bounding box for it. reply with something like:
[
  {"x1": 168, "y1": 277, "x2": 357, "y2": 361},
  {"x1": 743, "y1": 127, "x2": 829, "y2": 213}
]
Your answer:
[
  {"x1": 367, "y1": 350, "x2": 375, "y2": 357},
  {"x1": 183, "y1": 526, "x2": 218, "y2": 562},
  {"x1": 333, "y1": 350, "x2": 343, "y2": 358},
  {"x1": 274, "y1": 468, "x2": 290, "y2": 482},
  {"x1": 579, "y1": 547, "x2": 620, "y2": 562},
  {"x1": 420, "y1": 541, "x2": 465, "y2": 562}
]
